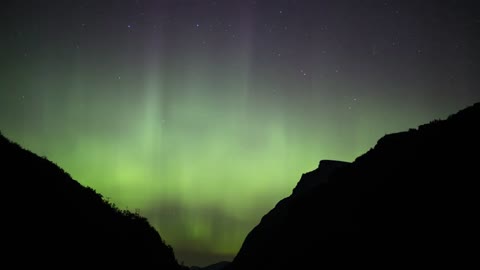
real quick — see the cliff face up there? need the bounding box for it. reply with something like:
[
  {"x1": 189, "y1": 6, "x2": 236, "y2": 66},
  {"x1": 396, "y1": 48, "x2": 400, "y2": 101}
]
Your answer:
[
  {"x1": 292, "y1": 160, "x2": 350, "y2": 196},
  {"x1": 0, "y1": 133, "x2": 185, "y2": 269},
  {"x1": 231, "y1": 159, "x2": 349, "y2": 269},
  {"x1": 229, "y1": 102, "x2": 480, "y2": 269}
]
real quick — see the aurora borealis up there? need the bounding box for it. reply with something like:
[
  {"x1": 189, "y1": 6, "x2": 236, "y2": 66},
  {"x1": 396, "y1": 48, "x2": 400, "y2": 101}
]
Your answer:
[{"x1": 1, "y1": 0, "x2": 479, "y2": 266}]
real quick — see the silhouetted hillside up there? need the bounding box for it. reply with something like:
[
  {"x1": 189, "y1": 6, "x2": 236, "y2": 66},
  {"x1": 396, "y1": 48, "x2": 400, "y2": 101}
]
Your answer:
[
  {"x1": 190, "y1": 261, "x2": 230, "y2": 270},
  {"x1": 292, "y1": 160, "x2": 349, "y2": 196},
  {"x1": 228, "y1": 102, "x2": 480, "y2": 269},
  {"x1": 0, "y1": 133, "x2": 186, "y2": 269}
]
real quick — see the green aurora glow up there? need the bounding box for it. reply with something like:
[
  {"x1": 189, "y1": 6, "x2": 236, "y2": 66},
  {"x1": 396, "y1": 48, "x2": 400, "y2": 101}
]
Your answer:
[{"x1": 1, "y1": 0, "x2": 479, "y2": 266}]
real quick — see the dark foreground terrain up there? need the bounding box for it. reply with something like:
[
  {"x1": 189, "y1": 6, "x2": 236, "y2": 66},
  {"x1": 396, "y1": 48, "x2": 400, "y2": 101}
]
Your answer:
[
  {"x1": 0, "y1": 132, "x2": 186, "y2": 269},
  {"x1": 2, "y1": 102, "x2": 478, "y2": 269},
  {"x1": 228, "y1": 102, "x2": 479, "y2": 269}
]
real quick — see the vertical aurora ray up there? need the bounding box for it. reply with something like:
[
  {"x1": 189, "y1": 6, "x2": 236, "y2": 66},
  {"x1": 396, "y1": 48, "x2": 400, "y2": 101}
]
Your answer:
[{"x1": 1, "y1": 0, "x2": 479, "y2": 266}]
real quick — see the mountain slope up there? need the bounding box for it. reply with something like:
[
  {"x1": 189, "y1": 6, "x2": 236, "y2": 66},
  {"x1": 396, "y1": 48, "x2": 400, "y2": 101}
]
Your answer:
[
  {"x1": 229, "y1": 102, "x2": 480, "y2": 269},
  {"x1": 190, "y1": 261, "x2": 230, "y2": 270},
  {"x1": 0, "y1": 133, "x2": 185, "y2": 269}
]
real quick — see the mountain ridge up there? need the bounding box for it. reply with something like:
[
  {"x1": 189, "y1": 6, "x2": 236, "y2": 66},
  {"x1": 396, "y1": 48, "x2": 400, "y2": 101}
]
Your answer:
[
  {"x1": 228, "y1": 102, "x2": 480, "y2": 269},
  {"x1": 0, "y1": 132, "x2": 186, "y2": 269},
  {"x1": 2, "y1": 102, "x2": 478, "y2": 268}
]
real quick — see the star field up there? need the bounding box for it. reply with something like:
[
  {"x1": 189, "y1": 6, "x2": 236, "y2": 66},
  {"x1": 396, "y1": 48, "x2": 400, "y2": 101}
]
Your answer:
[{"x1": 1, "y1": 0, "x2": 479, "y2": 266}]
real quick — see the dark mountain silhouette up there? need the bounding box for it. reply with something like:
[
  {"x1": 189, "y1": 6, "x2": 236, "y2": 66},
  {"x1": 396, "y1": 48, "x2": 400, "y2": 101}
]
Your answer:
[
  {"x1": 190, "y1": 261, "x2": 230, "y2": 270},
  {"x1": 227, "y1": 102, "x2": 480, "y2": 269},
  {"x1": 292, "y1": 160, "x2": 350, "y2": 196},
  {"x1": 0, "y1": 133, "x2": 187, "y2": 269}
]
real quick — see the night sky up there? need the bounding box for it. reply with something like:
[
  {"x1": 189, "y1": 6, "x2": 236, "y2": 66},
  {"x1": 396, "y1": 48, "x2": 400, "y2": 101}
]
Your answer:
[{"x1": 1, "y1": 0, "x2": 479, "y2": 266}]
